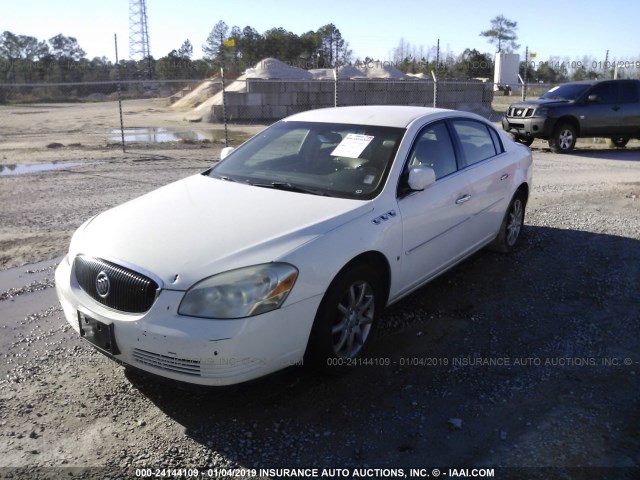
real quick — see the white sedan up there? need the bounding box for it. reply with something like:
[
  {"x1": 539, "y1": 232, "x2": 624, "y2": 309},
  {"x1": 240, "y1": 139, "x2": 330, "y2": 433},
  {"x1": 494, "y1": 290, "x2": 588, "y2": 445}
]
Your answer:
[{"x1": 55, "y1": 106, "x2": 532, "y2": 386}]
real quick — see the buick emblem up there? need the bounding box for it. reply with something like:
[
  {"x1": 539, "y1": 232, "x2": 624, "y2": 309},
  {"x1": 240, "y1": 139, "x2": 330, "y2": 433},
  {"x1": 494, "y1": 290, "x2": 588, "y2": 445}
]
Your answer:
[{"x1": 96, "y1": 271, "x2": 111, "y2": 298}]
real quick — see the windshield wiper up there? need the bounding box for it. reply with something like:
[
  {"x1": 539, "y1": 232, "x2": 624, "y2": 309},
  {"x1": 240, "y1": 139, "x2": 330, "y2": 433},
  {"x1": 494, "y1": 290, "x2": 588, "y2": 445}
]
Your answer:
[
  {"x1": 250, "y1": 181, "x2": 326, "y2": 196},
  {"x1": 212, "y1": 174, "x2": 237, "y2": 182}
]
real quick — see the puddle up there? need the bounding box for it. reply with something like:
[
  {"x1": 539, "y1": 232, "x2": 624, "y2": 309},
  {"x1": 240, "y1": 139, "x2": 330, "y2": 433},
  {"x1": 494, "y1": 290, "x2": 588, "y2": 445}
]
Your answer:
[
  {"x1": 0, "y1": 162, "x2": 102, "y2": 176},
  {"x1": 108, "y1": 128, "x2": 223, "y2": 143}
]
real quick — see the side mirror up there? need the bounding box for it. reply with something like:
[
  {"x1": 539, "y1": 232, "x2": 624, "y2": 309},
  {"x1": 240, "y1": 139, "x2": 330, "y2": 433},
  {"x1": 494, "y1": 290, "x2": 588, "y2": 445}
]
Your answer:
[
  {"x1": 220, "y1": 146, "x2": 235, "y2": 160},
  {"x1": 587, "y1": 94, "x2": 600, "y2": 103},
  {"x1": 407, "y1": 166, "x2": 436, "y2": 191}
]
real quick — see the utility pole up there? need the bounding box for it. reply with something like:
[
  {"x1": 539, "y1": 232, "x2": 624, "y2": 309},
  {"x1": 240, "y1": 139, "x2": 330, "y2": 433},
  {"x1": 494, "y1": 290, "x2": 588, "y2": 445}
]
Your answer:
[
  {"x1": 220, "y1": 33, "x2": 229, "y2": 147},
  {"x1": 522, "y1": 46, "x2": 528, "y2": 101}
]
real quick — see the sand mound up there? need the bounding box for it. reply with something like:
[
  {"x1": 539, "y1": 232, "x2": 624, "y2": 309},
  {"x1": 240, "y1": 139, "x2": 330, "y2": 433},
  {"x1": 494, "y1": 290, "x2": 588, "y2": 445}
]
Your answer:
[
  {"x1": 338, "y1": 65, "x2": 367, "y2": 79},
  {"x1": 308, "y1": 69, "x2": 333, "y2": 80},
  {"x1": 172, "y1": 79, "x2": 222, "y2": 110},
  {"x1": 363, "y1": 63, "x2": 410, "y2": 80},
  {"x1": 178, "y1": 58, "x2": 420, "y2": 121},
  {"x1": 245, "y1": 57, "x2": 313, "y2": 80},
  {"x1": 308, "y1": 63, "x2": 411, "y2": 80},
  {"x1": 186, "y1": 75, "x2": 249, "y2": 121}
]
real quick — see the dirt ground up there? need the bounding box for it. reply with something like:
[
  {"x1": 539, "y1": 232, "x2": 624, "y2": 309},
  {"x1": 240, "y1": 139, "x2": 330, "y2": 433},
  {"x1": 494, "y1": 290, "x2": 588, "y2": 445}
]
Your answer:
[{"x1": 0, "y1": 99, "x2": 639, "y2": 480}]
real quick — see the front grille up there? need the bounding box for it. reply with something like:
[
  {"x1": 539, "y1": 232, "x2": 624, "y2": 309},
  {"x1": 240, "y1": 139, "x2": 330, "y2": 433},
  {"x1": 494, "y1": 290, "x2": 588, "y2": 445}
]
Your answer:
[
  {"x1": 507, "y1": 107, "x2": 535, "y2": 118},
  {"x1": 132, "y1": 348, "x2": 201, "y2": 376},
  {"x1": 74, "y1": 256, "x2": 159, "y2": 313}
]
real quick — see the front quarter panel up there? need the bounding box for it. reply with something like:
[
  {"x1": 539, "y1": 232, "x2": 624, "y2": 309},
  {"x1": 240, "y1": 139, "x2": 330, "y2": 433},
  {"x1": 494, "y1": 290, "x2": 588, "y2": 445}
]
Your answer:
[{"x1": 280, "y1": 198, "x2": 402, "y2": 309}]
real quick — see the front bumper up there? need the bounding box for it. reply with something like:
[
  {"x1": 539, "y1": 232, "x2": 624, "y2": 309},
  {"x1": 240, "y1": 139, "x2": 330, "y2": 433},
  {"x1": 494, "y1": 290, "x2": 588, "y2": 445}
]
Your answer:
[
  {"x1": 502, "y1": 116, "x2": 554, "y2": 139},
  {"x1": 55, "y1": 256, "x2": 321, "y2": 386}
]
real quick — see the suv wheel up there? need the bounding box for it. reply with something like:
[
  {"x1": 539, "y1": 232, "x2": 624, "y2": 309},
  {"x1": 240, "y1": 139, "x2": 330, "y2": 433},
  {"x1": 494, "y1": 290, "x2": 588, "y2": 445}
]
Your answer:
[
  {"x1": 609, "y1": 137, "x2": 630, "y2": 148},
  {"x1": 549, "y1": 123, "x2": 577, "y2": 153}
]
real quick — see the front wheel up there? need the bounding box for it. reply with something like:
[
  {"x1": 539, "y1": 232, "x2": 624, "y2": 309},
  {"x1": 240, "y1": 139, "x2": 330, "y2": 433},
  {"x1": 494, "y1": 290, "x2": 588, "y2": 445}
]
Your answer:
[
  {"x1": 489, "y1": 190, "x2": 527, "y2": 253},
  {"x1": 304, "y1": 264, "x2": 383, "y2": 372},
  {"x1": 609, "y1": 137, "x2": 629, "y2": 148},
  {"x1": 549, "y1": 123, "x2": 577, "y2": 153}
]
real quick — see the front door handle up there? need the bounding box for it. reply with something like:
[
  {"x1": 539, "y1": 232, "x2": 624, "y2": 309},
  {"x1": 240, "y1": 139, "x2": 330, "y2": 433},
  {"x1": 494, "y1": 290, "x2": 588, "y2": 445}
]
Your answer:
[
  {"x1": 612, "y1": 106, "x2": 621, "y2": 112},
  {"x1": 456, "y1": 194, "x2": 472, "y2": 205}
]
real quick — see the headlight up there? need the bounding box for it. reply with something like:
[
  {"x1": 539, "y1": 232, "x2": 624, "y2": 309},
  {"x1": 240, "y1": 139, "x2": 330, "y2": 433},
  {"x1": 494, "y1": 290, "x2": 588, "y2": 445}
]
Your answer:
[
  {"x1": 178, "y1": 263, "x2": 298, "y2": 319},
  {"x1": 534, "y1": 107, "x2": 549, "y2": 117}
]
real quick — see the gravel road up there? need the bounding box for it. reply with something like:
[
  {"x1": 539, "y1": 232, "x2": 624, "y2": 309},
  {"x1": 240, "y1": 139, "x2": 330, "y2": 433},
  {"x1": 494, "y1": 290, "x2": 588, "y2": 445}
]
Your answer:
[{"x1": 1, "y1": 129, "x2": 639, "y2": 479}]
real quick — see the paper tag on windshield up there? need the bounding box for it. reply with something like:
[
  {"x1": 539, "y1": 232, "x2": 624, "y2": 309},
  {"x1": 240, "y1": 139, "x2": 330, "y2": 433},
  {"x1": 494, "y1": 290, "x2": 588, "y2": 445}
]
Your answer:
[{"x1": 330, "y1": 134, "x2": 374, "y2": 158}]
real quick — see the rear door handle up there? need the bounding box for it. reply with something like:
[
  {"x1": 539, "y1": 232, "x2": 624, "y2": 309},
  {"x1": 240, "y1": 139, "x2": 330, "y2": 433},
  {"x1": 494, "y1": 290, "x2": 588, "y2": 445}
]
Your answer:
[
  {"x1": 500, "y1": 173, "x2": 510, "y2": 181},
  {"x1": 612, "y1": 106, "x2": 621, "y2": 112},
  {"x1": 456, "y1": 194, "x2": 472, "y2": 205}
]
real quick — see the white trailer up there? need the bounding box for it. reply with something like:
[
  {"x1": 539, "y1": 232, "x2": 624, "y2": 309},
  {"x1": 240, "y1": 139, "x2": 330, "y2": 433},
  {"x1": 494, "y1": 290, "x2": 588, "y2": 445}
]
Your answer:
[{"x1": 494, "y1": 53, "x2": 520, "y2": 93}]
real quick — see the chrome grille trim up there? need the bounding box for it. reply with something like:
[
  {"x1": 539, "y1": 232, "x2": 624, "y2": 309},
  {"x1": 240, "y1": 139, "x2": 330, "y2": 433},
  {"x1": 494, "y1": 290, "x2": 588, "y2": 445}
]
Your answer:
[
  {"x1": 507, "y1": 107, "x2": 535, "y2": 118},
  {"x1": 74, "y1": 255, "x2": 159, "y2": 313},
  {"x1": 132, "y1": 348, "x2": 201, "y2": 376}
]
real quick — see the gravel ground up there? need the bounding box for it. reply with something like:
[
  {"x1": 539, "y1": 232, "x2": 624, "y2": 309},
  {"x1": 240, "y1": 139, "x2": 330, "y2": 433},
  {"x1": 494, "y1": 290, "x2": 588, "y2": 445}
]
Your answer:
[{"x1": 0, "y1": 102, "x2": 639, "y2": 480}]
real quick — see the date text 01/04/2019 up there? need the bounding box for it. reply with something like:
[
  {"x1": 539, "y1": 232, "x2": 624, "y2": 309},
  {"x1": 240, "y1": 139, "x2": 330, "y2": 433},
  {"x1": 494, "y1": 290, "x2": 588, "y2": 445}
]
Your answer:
[
  {"x1": 527, "y1": 60, "x2": 640, "y2": 70},
  {"x1": 325, "y1": 357, "x2": 449, "y2": 367}
]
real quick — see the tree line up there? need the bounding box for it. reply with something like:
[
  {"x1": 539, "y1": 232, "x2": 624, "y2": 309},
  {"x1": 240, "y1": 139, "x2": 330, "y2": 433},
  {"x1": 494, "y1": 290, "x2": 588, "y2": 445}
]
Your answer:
[
  {"x1": 0, "y1": 17, "x2": 637, "y2": 103},
  {"x1": 0, "y1": 22, "x2": 351, "y2": 86}
]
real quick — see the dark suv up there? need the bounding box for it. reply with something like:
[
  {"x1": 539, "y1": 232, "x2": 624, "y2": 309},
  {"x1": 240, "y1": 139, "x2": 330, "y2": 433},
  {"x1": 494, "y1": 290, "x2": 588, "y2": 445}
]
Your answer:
[{"x1": 502, "y1": 79, "x2": 640, "y2": 153}]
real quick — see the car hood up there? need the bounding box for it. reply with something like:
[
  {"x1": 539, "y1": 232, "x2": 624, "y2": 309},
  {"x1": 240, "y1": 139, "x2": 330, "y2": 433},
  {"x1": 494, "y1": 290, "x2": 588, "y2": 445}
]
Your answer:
[
  {"x1": 508, "y1": 98, "x2": 571, "y2": 108},
  {"x1": 70, "y1": 173, "x2": 372, "y2": 289}
]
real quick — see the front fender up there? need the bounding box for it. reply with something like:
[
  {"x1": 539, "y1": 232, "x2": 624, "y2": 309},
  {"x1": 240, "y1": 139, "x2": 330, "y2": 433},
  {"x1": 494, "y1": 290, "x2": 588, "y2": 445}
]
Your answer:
[{"x1": 279, "y1": 201, "x2": 402, "y2": 307}]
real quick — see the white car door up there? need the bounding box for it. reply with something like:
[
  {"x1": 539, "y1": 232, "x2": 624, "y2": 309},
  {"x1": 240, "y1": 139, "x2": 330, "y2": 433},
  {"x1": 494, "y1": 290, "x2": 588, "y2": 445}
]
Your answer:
[
  {"x1": 397, "y1": 121, "x2": 475, "y2": 295},
  {"x1": 450, "y1": 119, "x2": 514, "y2": 246}
]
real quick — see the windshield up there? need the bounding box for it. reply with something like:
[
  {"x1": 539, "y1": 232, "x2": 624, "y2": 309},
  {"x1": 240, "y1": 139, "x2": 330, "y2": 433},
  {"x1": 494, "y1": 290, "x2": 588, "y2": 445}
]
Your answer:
[
  {"x1": 540, "y1": 83, "x2": 591, "y2": 100},
  {"x1": 210, "y1": 121, "x2": 405, "y2": 200}
]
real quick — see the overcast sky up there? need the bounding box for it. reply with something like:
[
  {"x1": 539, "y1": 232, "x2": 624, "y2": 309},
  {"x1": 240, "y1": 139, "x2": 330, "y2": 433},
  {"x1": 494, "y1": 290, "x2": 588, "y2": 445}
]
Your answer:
[{"x1": 2, "y1": 0, "x2": 639, "y2": 65}]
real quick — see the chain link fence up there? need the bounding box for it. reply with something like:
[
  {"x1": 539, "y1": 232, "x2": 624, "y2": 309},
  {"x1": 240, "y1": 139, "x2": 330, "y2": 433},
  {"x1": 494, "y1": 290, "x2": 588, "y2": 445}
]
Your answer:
[{"x1": 0, "y1": 78, "x2": 563, "y2": 151}]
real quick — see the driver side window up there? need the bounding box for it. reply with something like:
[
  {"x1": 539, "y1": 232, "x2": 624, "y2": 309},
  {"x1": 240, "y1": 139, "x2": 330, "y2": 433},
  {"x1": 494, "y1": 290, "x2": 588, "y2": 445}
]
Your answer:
[
  {"x1": 589, "y1": 83, "x2": 618, "y2": 104},
  {"x1": 408, "y1": 122, "x2": 458, "y2": 180}
]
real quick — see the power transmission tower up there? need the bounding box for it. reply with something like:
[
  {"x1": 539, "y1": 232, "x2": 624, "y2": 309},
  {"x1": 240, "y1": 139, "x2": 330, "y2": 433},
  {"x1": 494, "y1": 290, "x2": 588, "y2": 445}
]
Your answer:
[{"x1": 128, "y1": 0, "x2": 152, "y2": 78}]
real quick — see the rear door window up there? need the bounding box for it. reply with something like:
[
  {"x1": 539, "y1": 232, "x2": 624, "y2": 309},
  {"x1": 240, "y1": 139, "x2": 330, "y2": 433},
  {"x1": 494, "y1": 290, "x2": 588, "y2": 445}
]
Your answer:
[
  {"x1": 621, "y1": 82, "x2": 639, "y2": 103},
  {"x1": 451, "y1": 120, "x2": 499, "y2": 168}
]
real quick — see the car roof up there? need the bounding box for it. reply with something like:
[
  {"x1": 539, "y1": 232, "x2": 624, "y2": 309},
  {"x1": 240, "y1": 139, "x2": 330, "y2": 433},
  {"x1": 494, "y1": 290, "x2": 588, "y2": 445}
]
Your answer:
[
  {"x1": 284, "y1": 105, "x2": 464, "y2": 128},
  {"x1": 561, "y1": 79, "x2": 639, "y2": 86}
]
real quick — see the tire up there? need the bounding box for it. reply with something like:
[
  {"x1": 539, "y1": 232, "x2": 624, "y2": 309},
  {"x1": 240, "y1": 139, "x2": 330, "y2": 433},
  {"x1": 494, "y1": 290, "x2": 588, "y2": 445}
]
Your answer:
[
  {"x1": 549, "y1": 123, "x2": 577, "y2": 153},
  {"x1": 609, "y1": 137, "x2": 629, "y2": 148},
  {"x1": 489, "y1": 190, "x2": 526, "y2": 253},
  {"x1": 514, "y1": 135, "x2": 534, "y2": 147},
  {"x1": 304, "y1": 264, "x2": 383, "y2": 372}
]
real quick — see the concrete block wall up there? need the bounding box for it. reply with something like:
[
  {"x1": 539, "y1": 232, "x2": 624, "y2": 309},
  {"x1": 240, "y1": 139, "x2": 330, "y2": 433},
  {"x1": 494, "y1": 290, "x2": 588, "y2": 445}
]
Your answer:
[{"x1": 211, "y1": 79, "x2": 493, "y2": 121}]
